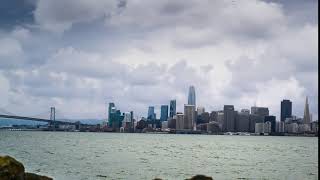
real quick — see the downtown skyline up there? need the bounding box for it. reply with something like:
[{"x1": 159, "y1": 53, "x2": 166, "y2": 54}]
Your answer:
[{"x1": 0, "y1": 0, "x2": 318, "y2": 120}]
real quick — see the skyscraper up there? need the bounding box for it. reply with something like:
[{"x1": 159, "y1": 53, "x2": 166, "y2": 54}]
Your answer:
[
  {"x1": 147, "y1": 106, "x2": 155, "y2": 120},
  {"x1": 169, "y1": 100, "x2": 176, "y2": 118},
  {"x1": 264, "y1": 115, "x2": 276, "y2": 133},
  {"x1": 281, "y1": 99, "x2": 292, "y2": 122},
  {"x1": 108, "y1": 102, "x2": 115, "y2": 120},
  {"x1": 175, "y1": 112, "x2": 185, "y2": 130},
  {"x1": 236, "y1": 111, "x2": 250, "y2": 132},
  {"x1": 108, "y1": 102, "x2": 116, "y2": 126},
  {"x1": 160, "y1": 105, "x2": 169, "y2": 121},
  {"x1": 184, "y1": 104, "x2": 196, "y2": 130},
  {"x1": 188, "y1": 86, "x2": 196, "y2": 106},
  {"x1": 223, "y1": 105, "x2": 236, "y2": 132},
  {"x1": 303, "y1": 96, "x2": 311, "y2": 124}
]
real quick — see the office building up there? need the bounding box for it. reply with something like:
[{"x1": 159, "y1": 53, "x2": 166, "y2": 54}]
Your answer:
[
  {"x1": 303, "y1": 96, "x2": 311, "y2": 124},
  {"x1": 249, "y1": 114, "x2": 264, "y2": 133},
  {"x1": 264, "y1": 121, "x2": 272, "y2": 133},
  {"x1": 209, "y1": 111, "x2": 218, "y2": 122},
  {"x1": 122, "y1": 112, "x2": 132, "y2": 130},
  {"x1": 188, "y1": 86, "x2": 196, "y2": 106},
  {"x1": 236, "y1": 111, "x2": 250, "y2": 132},
  {"x1": 184, "y1": 104, "x2": 196, "y2": 130},
  {"x1": 175, "y1": 113, "x2": 185, "y2": 130},
  {"x1": 108, "y1": 102, "x2": 116, "y2": 125},
  {"x1": 281, "y1": 99, "x2": 292, "y2": 122},
  {"x1": 223, "y1": 105, "x2": 236, "y2": 132},
  {"x1": 264, "y1": 115, "x2": 276, "y2": 133},
  {"x1": 147, "y1": 106, "x2": 155, "y2": 120},
  {"x1": 168, "y1": 117, "x2": 176, "y2": 129},
  {"x1": 169, "y1": 100, "x2": 176, "y2": 118},
  {"x1": 110, "y1": 109, "x2": 124, "y2": 131},
  {"x1": 217, "y1": 111, "x2": 224, "y2": 129},
  {"x1": 160, "y1": 105, "x2": 169, "y2": 121},
  {"x1": 251, "y1": 106, "x2": 269, "y2": 117},
  {"x1": 255, "y1": 123, "x2": 264, "y2": 134},
  {"x1": 197, "y1": 112, "x2": 210, "y2": 124}
]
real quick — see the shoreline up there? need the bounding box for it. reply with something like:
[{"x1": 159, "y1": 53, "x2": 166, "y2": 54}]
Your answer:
[{"x1": 0, "y1": 129, "x2": 317, "y2": 137}]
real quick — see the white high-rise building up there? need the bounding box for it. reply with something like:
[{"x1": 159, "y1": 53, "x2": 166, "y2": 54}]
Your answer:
[
  {"x1": 184, "y1": 104, "x2": 196, "y2": 130},
  {"x1": 188, "y1": 86, "x2": 196, "y2": 107},
  {"x1": 175, "y1": 113, "x2": 185, "y2": 130}
]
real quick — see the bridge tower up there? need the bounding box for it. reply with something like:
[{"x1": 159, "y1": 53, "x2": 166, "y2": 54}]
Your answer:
[{"x1": 50, "y1": 107, "x2": 56, "y2": 131}]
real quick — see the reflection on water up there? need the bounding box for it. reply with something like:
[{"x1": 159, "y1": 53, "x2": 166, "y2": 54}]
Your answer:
[{"x1": 0, "y1": 131, "x2": 318, "y2": 180}]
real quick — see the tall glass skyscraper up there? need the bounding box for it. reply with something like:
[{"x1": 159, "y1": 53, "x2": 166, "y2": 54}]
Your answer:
[
  {"x1": 188, "y1": 86, "x2": 196, "y2": 106},
  {"x1": 169, "y1": 100, "x2": 176, "y2": 118},
  {"x1": 280, "y1": 99, "x2": 292, "y2": 122},
  {"x1": 147, "y1": 106, "x2": 155, "y2": 120},
  {"x1": 108, "y1": 102, "x2": 115, "y2": 126},
  {"x1": 160, "y1": 105, "x2": 169, "y2": 121}
]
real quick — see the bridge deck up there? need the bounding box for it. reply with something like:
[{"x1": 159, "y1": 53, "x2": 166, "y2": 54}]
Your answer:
[{"x1": 0, "y1": 114, "x2": 77, "y2": 125}]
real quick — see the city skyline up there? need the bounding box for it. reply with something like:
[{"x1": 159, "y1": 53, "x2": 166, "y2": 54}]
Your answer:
[
  {"x1": 111, "y1": 85, "x2": 315, "y2": 123},
  {"x1": 0, "y1": 0, "x2": 318, "y2": 121}
]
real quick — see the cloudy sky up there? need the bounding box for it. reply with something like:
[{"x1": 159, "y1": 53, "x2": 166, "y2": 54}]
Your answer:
[{"x1": 0, "y1": 0, "x2": 318, "y2": 120}]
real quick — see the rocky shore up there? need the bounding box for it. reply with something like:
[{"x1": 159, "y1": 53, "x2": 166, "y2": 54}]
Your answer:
[
  {"x1": 0, "y1": 155, "x2": 52, "y2": 180},
  {"x1": 0, "y1": 155, "x2": 213, "y2": 180}
]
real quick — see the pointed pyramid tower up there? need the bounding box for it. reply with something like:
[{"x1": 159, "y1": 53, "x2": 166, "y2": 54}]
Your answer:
[{"x1": 303, "y1": 96, "x2": 311, "y2": 124}]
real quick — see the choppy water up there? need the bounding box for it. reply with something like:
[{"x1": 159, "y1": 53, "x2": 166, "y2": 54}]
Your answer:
[{"x1": 0, "y1": 131, "x2": 318, "y2": 180}]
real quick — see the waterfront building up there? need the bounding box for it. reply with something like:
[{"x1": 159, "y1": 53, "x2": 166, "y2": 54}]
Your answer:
[
  {"x1": 249, "y1": 114, "x2": 264, "y2": 133},
  {"x1": 197, "y1": 107, "x2": 205, "y2": 115},
  {"x1": 110, "y1": 109, "x2": 124, "y2": 131},
  {"x1": 197, "y1": 112, "x2": 210, "y2": 124},
  {"x1": 169, "y1": 100, "x2": 177, "y2": 118},
  {"x1": 147, "y1": 106, "x2": 155, "y2": 120},
  {"x1": 175, "y1": 113, "x2": 185, "y2": 130},
  {"x1": 188, "y1": 86, "x2": 196, "y2": 106},
  {"x1": 281, "y1": 99, "x2": 292, "y2": 122},
  {"x1": 285, "y1": 123, "x2": 299, "y2": 133},
  {"x1": 255, "y1": 123, "x2": 264, "y2": 134},
  {"x1": 161, "y1": 121, "x2": 168, "y2": 129},
  {"x1": 167, "y1": 117, "x2": 176, "y2": 129},
  {"x1": 207, "y1": 121, "x2": 221, "y2": 133},
  {"x1": 209, "y1": 111, "x2": 218, "y2": 122},
  {"x1": 298, "y1": 124, "x2": 311, "y2": 133},
  {"x1": 264, "y1": 116, "x2": 276, "y2": 133},
  {"x1": 264, "y1": 121, "x2": 272, "y2": 133},
  {"x1": 303, "y1": 96, "x2": 311, "y2": 124},
  {"x1": 236, "y1": 111, "x2": 250, "y2": 132},
  {"x1": 184, "y1": 104, "x2": 196, "y2": 130},
  {"x1": 160, "y1": 105, "x2": 169, "y2": 121},
  {"x1": 223, "y1": 105, "x2": 236, "y2": 132},
  {"x1": 311, "y1": 121, "x2": 318, "y2": 133},
  {"x1": 251, "y1": 106, "x2": 269, "y2": 117},
  {"x1": 122, "y1": 112, "x2": 132, "y2": 131},
  {"x1": 217, "y1": 111, "x2": 224, "y2": 129},
  {"x1": 278, "y1": 121, "x2": 285, "y2": 133}
]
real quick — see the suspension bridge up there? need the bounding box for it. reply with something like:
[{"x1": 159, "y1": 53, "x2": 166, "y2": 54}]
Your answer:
[{"x1": 0, "y1": 107, "x2": 81, "y2": 126}]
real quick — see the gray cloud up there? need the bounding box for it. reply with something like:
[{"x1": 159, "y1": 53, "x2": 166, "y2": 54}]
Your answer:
[{"x1": 0, "y1": 0, "x2": 317, "y2": 120}]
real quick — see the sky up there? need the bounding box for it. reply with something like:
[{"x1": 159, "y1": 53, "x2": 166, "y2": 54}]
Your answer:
[{"x1": 0, "y1": 0, "x2": 318, "y2": 121}]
